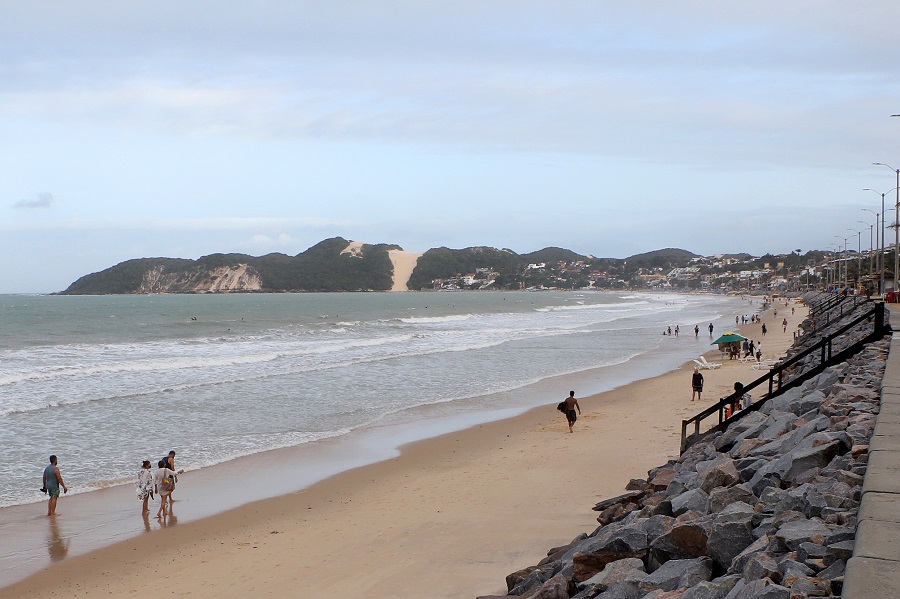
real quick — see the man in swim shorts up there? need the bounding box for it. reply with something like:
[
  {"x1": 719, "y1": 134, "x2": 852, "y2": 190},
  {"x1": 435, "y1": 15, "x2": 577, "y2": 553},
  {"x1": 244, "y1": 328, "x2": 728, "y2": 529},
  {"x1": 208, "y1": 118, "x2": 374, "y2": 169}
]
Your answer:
[
  {"x1": 563, "y1": 390, "x2": 582, "y2": 433},
  {"x1": 691, "y1": 367, "x2": 704, "y2": 401},
  {"x1": 42, "y1": 455, "x2": 68, "y2": 516}
]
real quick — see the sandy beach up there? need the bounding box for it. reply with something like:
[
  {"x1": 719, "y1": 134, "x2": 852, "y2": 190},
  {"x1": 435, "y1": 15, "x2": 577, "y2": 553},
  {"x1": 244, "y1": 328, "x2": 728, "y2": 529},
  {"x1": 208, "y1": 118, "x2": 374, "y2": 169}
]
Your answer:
[{"x1": 0, "y1": 296, "x2": 805, "y2": 599}]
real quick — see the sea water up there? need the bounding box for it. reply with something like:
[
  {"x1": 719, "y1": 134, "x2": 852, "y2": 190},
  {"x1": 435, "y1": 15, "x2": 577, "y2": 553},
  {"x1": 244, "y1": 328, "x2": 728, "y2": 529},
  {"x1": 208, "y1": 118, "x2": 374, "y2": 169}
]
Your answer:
[{"x1": 0, "y1": 291, "x2": 747, "y2": 509}]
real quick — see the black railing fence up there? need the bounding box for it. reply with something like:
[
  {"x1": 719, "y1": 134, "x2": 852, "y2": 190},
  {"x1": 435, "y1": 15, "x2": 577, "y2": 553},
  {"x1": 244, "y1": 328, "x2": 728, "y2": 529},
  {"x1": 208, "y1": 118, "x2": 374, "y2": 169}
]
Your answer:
[{"x1": 680, "y1": 300, "x2": 887, "y2": 454}]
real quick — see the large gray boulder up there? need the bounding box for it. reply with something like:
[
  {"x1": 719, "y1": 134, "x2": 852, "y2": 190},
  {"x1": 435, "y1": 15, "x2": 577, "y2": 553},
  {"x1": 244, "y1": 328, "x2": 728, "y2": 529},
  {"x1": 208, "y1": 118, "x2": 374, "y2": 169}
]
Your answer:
[
  {"x1": 526, "y1": 573, "x2": 571, "y2": 599},
  {"x1": 594, "y1": 579, "x2": 642, "y2": 599},
  {"x1": 571, "y1": 527, "x2": 649, "y2": 582},
  {"x1": 708, "y1": 486, "x2": 757, "y2": 513},
  {"x1": 741, "y1": 552, "x2": 779, "y2": 582},
  {"x1": 714, "y1": 413, "x2": 769, "y2": 451},
  {"x1": 638, "y1": 557, "x2": 714, "y2": 593},
  {"x1": 758, "y1": 411, "x2": 798, "y2": 440},
  {"x1": 707, "y1": 515, "x2": 755, "y2": 570},
  {"x1": 769, "y1": 389, "x2": 826, "y2": 416},
  {"x1": 576, "y1": 557, "x2": 645, "y2": 594},
  {"x1": 728, "y1": 535, "x2": 770, "y2": 575},
  {"x1": 699, "y1": 459, "x2": 741, "y2": 493},
  {"x1": 679, "y1": 575, "x2": 741, "y2": 599},
  {"x1": 671, "y1": 488, "x2": 710, "y2": 516},
  {"x1": 649, "y1": 518, "x2": 711, "y2": 565},
  {"x1": 773, "y1": 519, "x2": 830, "y2": 551},
  {"x1": 746, "y1": 415, "x2": 830, "y2": 458}
]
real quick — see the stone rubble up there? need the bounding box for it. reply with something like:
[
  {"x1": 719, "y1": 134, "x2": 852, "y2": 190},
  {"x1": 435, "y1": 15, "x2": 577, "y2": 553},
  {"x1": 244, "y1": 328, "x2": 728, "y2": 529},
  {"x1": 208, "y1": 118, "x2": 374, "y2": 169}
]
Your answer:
[{"x1": 477, "y1": 295, "x2": 888, "y2": 599}]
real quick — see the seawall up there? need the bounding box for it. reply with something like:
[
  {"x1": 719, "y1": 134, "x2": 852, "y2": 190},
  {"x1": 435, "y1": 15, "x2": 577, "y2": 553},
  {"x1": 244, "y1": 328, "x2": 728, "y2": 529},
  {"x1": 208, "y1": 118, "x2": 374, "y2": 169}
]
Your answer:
[{"x1": 843, "y1": 329, "x2": 900, "y2": 596}]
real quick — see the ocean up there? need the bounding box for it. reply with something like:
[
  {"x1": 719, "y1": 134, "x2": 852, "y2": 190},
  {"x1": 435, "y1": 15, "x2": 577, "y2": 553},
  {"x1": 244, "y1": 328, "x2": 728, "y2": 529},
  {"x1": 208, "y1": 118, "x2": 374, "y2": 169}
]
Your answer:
[{"x1": 0, "y1": 291, "x2": 747, "y2": 510}]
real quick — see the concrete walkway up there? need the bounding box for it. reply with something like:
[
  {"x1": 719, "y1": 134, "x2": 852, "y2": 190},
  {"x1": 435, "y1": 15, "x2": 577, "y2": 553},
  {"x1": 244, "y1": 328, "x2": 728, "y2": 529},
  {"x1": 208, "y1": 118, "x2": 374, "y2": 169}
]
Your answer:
[{"x1": 844, "y1": 331, "x2": 900, "y2": 596}]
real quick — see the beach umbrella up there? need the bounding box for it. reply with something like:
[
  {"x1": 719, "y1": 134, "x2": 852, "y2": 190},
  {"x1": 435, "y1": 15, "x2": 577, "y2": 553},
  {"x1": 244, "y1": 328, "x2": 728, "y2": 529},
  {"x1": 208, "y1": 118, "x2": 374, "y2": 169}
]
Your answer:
[{"x1": 711, "y1": 332, "x2": 747, "y2": 345}]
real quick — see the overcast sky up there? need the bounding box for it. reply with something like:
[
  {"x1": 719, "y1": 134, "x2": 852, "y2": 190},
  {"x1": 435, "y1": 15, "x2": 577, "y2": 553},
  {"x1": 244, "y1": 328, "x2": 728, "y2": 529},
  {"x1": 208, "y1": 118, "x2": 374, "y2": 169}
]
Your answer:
[{"x1": 3, "y1": 1, "x2": 900, "y2": 293}]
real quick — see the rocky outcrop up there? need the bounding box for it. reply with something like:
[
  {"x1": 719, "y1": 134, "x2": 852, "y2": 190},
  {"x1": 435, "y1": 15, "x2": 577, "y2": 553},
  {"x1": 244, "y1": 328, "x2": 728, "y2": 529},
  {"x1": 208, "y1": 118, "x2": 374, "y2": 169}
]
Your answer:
[
  {"x1": 137, "y1": 264, "x2": 263, "y2": 293},
  {"x1": 479, "y1": 297, "x2": 888, "y2": 599}
]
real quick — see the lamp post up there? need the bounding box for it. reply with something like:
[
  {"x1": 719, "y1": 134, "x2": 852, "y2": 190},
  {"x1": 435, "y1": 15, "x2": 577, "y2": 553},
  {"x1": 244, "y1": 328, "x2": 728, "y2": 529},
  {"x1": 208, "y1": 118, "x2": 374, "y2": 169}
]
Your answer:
[
  {"x1": 859, "y1": 219, "x2": 874, "y2": 280},
  {"x1": 863, "y1": 187, "x2": 899, "y2": 295},
  {"x1": 861, "y1": 207, "x2": 879, "y2": 289},
  {"x1": 828, "y1": 245, "x2": 840, "y2": 289},
  {"x1": 847, "y1": 228, "x2": 862, "y2": 289},
  {"x1": 834, "y1": 236, "x2": 848, "y2": 287},
  {"x1": 873, "y1": 163, "x2": 900, "y2": 294}
]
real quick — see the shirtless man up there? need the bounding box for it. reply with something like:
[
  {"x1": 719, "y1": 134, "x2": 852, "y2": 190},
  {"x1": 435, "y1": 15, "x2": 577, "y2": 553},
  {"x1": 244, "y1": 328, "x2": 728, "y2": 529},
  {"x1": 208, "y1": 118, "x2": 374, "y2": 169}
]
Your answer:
[{"x1": 563, "y1": 390, "x2": 582, "y2": 433}]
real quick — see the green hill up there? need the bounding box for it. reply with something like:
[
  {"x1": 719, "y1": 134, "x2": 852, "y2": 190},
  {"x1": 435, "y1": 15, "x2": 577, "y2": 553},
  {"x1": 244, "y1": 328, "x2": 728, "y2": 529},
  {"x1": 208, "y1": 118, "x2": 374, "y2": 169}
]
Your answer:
[
  {"x1": 624, "y1": 248, "x2": 699, "y2": 270},
  {"x1": 60, "y1": 237, "x2": 397, "y2": 294}
]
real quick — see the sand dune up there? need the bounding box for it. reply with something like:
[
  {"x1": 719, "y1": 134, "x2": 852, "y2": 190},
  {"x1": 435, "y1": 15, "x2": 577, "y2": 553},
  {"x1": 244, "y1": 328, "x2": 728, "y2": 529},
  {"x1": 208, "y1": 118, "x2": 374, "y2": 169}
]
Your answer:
[{"x1": 388, "y1": 249, "x2": 422, "y2": 291}]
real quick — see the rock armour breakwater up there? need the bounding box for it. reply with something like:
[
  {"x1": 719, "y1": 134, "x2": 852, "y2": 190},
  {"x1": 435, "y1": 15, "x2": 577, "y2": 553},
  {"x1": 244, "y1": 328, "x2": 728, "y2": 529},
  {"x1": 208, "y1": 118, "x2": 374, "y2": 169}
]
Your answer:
[{"x1": 480, "y1": 296, "x2": 888, "y2": 599}]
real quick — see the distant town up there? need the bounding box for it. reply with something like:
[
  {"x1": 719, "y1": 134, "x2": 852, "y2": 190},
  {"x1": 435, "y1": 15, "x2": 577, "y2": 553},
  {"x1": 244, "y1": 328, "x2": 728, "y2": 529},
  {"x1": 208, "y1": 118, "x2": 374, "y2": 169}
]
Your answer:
[{"x1": 426, "y1": 249, "x2": 864, "y2": 293}]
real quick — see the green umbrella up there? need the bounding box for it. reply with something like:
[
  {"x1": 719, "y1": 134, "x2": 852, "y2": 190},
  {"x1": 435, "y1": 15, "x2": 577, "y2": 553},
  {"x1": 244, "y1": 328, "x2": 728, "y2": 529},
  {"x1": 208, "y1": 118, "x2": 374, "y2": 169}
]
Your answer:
[{"x1": 711, "y1": 332, "x2": 747, "y2": 345}]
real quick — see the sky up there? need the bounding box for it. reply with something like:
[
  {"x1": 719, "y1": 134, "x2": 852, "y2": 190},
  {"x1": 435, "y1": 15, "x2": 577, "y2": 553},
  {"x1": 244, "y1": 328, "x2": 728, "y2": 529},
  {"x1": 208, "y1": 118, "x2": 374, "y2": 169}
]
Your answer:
[{"x1": 3, "y1": 2, "x2": 900, "y2": 293}]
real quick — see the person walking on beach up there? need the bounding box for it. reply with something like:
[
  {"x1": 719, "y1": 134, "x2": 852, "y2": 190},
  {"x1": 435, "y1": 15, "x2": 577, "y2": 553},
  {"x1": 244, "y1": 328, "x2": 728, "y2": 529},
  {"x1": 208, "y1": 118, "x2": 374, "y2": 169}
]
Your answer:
[
  {"x1": 136, "y1": 460, "x2": 154, "y2": 514},
  {"x1": 154, "y1": 459, "x2": 184, "y2": 519},
  {"x1": 782, "y1": 318, "x2": 788, "y2": 333},
  {"x1": 761, "y1": 323, "x2": 767, "y2": 336},
  {"x1": 755, "y1": 341, "x2": 763, "y2": 363},
  {"x1": 691, "y1": 367, "x2": 704, "y2": 401},
  {"x1": 694, "y1": 325, "x2": 699, "y2": 338},
  {"x1": 562, "y1": 391, "x2": 581, "y2": 433},
  {"x1": 42, "y1": 455, "x2": 68, "y2": 516},
  {"x1": 708, "y1": 323, "x2": 714, "y2": 338},
  {"x1": 160, "y1": 450, "x2": 178, "y2": 500}
]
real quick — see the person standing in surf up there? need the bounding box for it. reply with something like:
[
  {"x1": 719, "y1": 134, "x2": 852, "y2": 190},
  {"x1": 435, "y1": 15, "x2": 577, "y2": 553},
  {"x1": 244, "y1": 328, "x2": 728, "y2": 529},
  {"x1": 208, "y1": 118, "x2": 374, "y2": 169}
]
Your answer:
[{"x1": 42, "y1": 455, "x2": 68, "y2": 516}]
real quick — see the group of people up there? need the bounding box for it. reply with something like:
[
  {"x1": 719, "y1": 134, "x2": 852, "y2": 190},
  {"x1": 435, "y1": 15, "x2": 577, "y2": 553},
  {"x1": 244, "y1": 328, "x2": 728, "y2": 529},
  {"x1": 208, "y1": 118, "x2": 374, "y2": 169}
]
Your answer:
[
  {"x1": 742, "y1": 339, "x2": 763, "y2": 362},
  {"x1": 664, "y1": 323, "x2": 715, "y2": 338},
  {"x1": 725, "y1": 382, "x2": 752, "y2": 418},
  {"x1": 689, "y1": 370, "x2": 752, "y2": 417},
  {"x1": 736, "y1": 314, "x2": 762, "y2": 326},
  {"x1": 41, "y1": 451, "x2": 185, "y2": 520},
  {"x1": 137, "y1": 451, "x2": 185, "y2": 518},
  {"x1": 664, "y1": 325, "x2": 681, "y2": 336}
]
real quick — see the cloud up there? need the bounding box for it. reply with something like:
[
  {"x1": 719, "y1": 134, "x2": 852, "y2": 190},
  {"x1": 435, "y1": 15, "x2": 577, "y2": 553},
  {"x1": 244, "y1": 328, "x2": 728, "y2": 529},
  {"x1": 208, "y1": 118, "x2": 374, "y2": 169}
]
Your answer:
[
  {"x1": 0, "y1": 215, "x2": 348, "y2": 232},
  {"x1": 13, "y1": 192, "x2": 54, "y2": 209},
  {"x1": 243, "y1": 233, "x2": 302, "y2": 251},
  {"x1": 3, "y1": 2, "x2": 899, "y2": 168}
]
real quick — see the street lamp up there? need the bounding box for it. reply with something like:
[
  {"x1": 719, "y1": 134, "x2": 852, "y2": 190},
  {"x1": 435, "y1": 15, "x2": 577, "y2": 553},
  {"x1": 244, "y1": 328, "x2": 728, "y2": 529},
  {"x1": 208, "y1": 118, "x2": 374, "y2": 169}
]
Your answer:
[
  {"x1": 859, "y1": 219, "x2": 874, "y2": 281},
  {"x1": 834, "y1": 236, "x2": 848, "y2": 287},
  {"x1": 861, "y1": 207, "x2": 879, "y2": 289},
  {"x1": 828, "y1": 244, "x2": 840, "y2": 289},
  {"x1": 847, "y1": 228, "x2": 862, "y2": 289},
  {"x1": 863, "y1": 187, "x2": 899, "y2": 295},
  {"x1": 872, "y1": 163, "x2": 900, "y2": 294}
]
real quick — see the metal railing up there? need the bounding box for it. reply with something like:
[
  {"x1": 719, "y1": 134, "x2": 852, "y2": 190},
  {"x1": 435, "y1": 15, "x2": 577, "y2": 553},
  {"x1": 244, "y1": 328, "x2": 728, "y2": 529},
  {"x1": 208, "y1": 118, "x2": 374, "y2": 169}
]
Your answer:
[{"x1": 680, "y1": 301, "x2": 887, "y2": 454}]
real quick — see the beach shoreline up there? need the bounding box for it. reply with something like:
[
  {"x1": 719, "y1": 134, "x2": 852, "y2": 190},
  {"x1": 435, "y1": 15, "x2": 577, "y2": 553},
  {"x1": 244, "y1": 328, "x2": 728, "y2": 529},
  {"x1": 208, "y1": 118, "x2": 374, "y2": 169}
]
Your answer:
[{"x1": 0, "y1": 295, "x2": 803, "y2": 599}]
